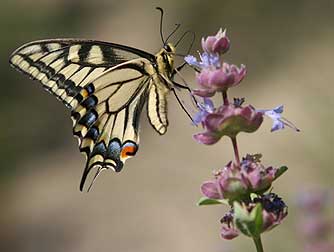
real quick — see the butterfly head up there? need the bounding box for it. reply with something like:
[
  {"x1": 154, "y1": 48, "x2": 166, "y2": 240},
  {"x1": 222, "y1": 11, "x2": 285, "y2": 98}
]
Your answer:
[{"x1": 156, "y1": 43, "x2": 176, "y2": 78}]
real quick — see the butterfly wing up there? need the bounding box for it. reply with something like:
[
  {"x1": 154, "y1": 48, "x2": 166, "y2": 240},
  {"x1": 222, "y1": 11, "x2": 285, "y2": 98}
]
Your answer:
[
  {"x1": 72, "y1": 59, "x2": 156, "y2": 190},
  {"x1": 9, "y1": 40, "x2": 169, "y2": 190},
  {"x1": 9, "y1": 39, "x2": 155, "y2": 109}
]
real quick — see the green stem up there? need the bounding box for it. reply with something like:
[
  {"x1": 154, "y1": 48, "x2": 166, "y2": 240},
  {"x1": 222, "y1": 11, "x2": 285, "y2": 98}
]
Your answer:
[
  {"x1": 231, "y1": 136, "x2": 240, "y2": 166},
  {"x1": 253, "y1": 236, "x2": 264, "y2": 252}
]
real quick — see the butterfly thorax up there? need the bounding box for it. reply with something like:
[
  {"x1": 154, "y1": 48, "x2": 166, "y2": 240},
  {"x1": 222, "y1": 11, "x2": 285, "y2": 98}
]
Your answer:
[{"x1": 155, "y1": 43, "x2": 175, "y2": 79}]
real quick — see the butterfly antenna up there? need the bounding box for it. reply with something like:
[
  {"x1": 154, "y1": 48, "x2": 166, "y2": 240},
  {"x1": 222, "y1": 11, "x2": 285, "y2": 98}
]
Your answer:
[
  {"x1": 165, "y1": 23, "x2": 181, "y2": 44},
  {"x1": 156, "y1": 7, "x2": 166, "y2": 44},
  {"x1": 187, "y1": 31, "x2": 196, "y2": 54},
  {"x1": 175, "y1": 31, "x2": 196, "y2": 54}
]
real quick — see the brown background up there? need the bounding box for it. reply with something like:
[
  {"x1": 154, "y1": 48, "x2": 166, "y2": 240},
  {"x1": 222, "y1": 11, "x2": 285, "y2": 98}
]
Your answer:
[{"x1": 1, "y1": 0, "x2": 333, "y2": 251}]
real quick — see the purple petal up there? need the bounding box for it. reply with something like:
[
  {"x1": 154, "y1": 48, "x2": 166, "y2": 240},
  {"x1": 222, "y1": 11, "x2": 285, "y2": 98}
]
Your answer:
[
  {"x1": 258, "y1": 105, "x2": 299, "y2": 132},
  {"x1": 193, "y1": 132, "x2": 220, "y2": 145},
  {"x1": 209, "y1": 69, "x2": 231, "y2": 87},
  {"x1": 201, "y1": 181, "x2": 221, "y2": 199},
  {"x1": 193, "y1": 110, "x2": 207, "y2": 126},
  {"x1": 271, "y1": 119, "x2": 285, "y2": 132},
  {"x1": 196, "y1": 71, "x2": 211, "y2": 88},
  {"x1": 192, "y1": 98, "x2": 216, "y2": 126},
  {"x1": 192, "y1": 89, "x2": 215, "y2": 97},
  {"x1": 204, "y1": 113, "x2": 225, "y2": 132},
  {"x1": 212, "y1": 36, "x2": 230, "y2": 54},
  {"x1": 184, "y1": 55, "x2": 200, "y2": 68},
  {"x1": 201, "y1": 36, "x2": 216, "y2": 52},
  {"x1": 247, "y1": 170, "x2": 262, "y2": 188},
  {"x1": 273, "y1": 105, "x2": 284, "y2": 114},
  {"x1": 203, "y1": 97, "x2": 215, "y2": 110},
  {"x1": 221, "y1": 226, "x2": 239, "y2": 240},
  {"x1": 233, "y1": 64, "x2": 247, "y2": 84}
]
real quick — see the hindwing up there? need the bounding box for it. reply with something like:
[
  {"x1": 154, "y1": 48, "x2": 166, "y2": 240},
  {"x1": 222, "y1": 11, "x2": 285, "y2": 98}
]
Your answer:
[{"x1": 71, "y1": 59, "x2": 154, "y2": 190}]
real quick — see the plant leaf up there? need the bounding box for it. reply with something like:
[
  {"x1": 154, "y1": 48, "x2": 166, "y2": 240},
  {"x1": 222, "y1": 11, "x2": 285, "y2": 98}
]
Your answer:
[
  {"x1": 197, "y1": 197, "x2": 229, "y2": 206},
  {"x1": 274, "y1": 166, "x2": 288, "y2": 179}
]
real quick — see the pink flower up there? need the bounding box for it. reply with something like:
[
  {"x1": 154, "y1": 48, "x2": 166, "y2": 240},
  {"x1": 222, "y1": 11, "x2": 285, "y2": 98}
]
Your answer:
[
  {"x1": 220, "y1": 211, "x2": 239, "y2": 240},
  {"x1": 221, "y1": 225, "x2": 239, "y2": 240},
  {"x1": 201, "y1": 28, "x2": 230, "y2": 54},
  {"x1": 200, "y1": 155, "x2": 288, "y2": 201},
  {"x1": 193, "y1": 63, "x2": 246, "y2": 97},
  {"x1": 194, "y1": 103, "x2": 263, "y2": 145},
  {"x1": 185, "y1": 29, "x2": 246, "y2": 97}
]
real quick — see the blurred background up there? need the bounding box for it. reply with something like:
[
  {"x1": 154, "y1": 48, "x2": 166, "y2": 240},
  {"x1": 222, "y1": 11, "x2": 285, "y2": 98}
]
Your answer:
[{"x1": 1, "y1": 0, "x2": 333, "y2": 251}]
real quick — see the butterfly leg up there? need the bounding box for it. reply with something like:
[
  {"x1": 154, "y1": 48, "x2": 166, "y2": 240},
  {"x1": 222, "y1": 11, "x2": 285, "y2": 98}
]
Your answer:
[
  {"x1": 172, "y1": 80, "x2": 199, "y2": 109},
  {"x1": 171, "y1": 87, "x2": 195, "y2": 124}
]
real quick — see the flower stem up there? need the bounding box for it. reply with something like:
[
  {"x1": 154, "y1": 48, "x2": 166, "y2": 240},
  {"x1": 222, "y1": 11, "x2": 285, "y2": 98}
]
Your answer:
[
  {"x1": 222, "y1": 90, "x2": 229, "y2": 105},
  {"x1": 253, "y1": 236, "x2": 264, "y2": 252},
  {"x1": 231, "y1": 136, "x2": 240, "y2": 166}
]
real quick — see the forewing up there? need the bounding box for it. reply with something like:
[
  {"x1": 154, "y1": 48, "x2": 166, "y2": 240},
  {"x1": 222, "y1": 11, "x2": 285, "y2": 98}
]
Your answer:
[
  {"x1": 9, "y1": 39, "x2": 155, "y2": 109},
  {"x1": 71, "y1": 59, "x2": 152, "y2": 191}
]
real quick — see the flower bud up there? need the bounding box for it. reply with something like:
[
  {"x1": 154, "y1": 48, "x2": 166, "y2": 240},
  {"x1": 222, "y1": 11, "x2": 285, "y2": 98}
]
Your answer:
[{"x1": 201, "y1": 28, "x2": 230, "y2": 54}]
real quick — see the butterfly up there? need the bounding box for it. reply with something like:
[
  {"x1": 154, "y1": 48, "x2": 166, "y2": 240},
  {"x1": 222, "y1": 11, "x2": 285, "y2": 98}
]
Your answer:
[{"x1": 9, "y1": 8, "x2": 195, "y2": 191}]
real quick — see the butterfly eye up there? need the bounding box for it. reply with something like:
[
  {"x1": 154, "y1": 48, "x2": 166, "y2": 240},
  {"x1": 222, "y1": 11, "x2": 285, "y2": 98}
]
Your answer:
[{"x1": 164, "y1": 44, "x2": 172, "y2": 53}]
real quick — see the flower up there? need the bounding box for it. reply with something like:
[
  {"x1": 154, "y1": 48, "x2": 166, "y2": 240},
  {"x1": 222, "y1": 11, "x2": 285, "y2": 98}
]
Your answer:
[
  {"x1": 201, "y1": 161, "x2": 248, "y2": 201},
  {"x1": 185, "y1": 29, "x2": 246, "y2": 97},
  {"x1": 193, "y1": 63, "x2": 246, "y2": 97},
  {"x1": 240, "y1": 154, "x2": 287, "y2": 194},
  {"x1": 255, "y1": 193, "x2": 288, "y2": 232},
  {"x1": 184, "y1": 52, "x2": 221, "y2": 70},
  {"x1": 194, "y1": 103, "x2": 263, "y2": 145},
  {"x1": 253, "y1": 193, "x2": 288, "y2": 232},
  {"x1": 258, "y1": 105, "x2": 300, "y2": 132},
  {"x1": 220, "y1": 211, "x2": 239, "y2": 240},
  {"x1": 200, "y1": 155, "x2": 288, "y2": 201},
  {"x1": 231, "y1": 194, "x2": 287, "y2": 238},
  {"x1": 201, "y1": 28, "x2": 230, "y2": 54},
  {"x1": 193, "y1": 98, "x2": 215, "y2": 125}
]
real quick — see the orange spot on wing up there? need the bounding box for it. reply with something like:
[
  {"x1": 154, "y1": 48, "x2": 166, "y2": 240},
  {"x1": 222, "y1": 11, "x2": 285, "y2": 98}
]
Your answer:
[{"x1": 121, "y1": 145, "x2": 137, "y2": 158}]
